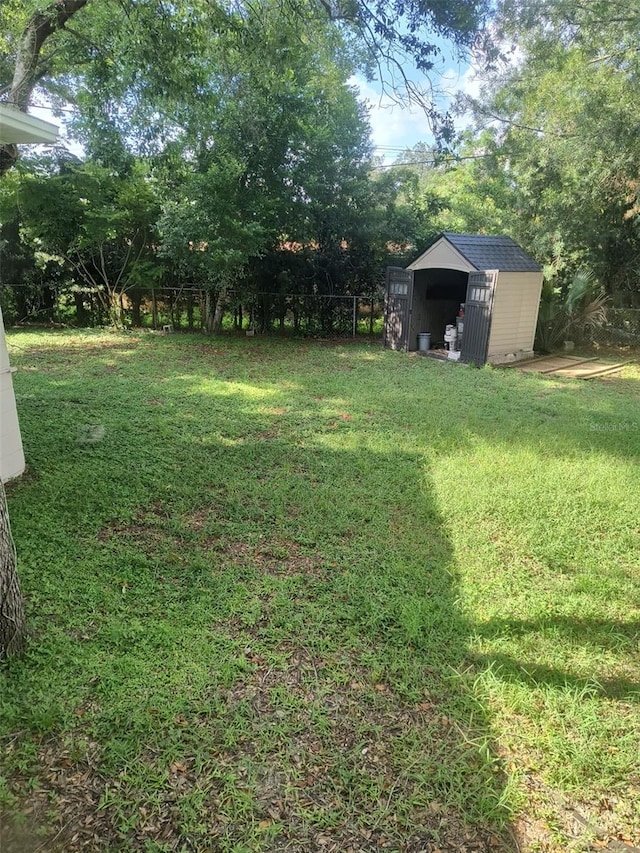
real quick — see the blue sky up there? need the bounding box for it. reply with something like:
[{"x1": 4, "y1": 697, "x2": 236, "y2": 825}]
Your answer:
[{"x1": 351, "y1": 38, "x2": 482, "y2": 164}]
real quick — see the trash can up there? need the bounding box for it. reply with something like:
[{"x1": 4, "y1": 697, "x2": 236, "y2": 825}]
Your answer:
[{"x1": 418, "y1": 332, "x2": 431, "y2": 353}]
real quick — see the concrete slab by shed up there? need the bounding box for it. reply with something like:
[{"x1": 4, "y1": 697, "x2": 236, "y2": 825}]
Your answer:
[{"x1": 511, "y1": 355, "x2": 630, "y2": 379}]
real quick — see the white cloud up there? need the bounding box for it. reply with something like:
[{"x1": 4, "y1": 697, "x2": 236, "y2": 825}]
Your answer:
[
  {"x1": 352, "y1": 61, "x2": 482, "y2": 163},
  {"x1": 441, "y1": 63, "x2": 482, "y2": 101}
]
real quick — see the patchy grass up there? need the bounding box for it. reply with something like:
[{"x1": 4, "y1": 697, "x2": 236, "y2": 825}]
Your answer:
[{"x1": 1, "y1": 328, "x2": 639, "y2": 853}]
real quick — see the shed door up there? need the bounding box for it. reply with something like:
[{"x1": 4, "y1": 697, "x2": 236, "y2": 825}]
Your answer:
[
  {"x1": 383, "y1": 267, "x2": 414, "y2": 351},
  {"x1": 461, "y1": 270, "x2": 498, "y2": 365}
]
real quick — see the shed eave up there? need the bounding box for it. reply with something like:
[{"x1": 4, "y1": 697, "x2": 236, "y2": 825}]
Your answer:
[
  {"x1": 0, "y1": 104, "x2": 59, "y2": 144},
  {"x1": 406, "y1": 235, "x2": 477, "y2": 273}
]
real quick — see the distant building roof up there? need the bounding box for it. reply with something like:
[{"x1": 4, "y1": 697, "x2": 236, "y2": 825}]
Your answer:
[{"x1": 440, "y1": 233, "x2": 541, "y2": 272}]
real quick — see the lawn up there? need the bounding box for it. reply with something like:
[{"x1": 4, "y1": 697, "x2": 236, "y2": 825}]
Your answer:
[{"x1": 1, "y1": 329, "x2": 639, "y2": 853}]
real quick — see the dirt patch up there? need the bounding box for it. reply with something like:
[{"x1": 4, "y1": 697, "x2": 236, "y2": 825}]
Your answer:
[
  {"x1": 97, "y1": 503, "x2": 171, "y2": 546},
  {"x1": 1, "y1": 736, "x2": 106, "y2": 853},
  {"x1": 513, "y1": 772, "x2": 640, "y2": 853},
  {"x1": 94, "y1": 504, "x2": 203, "y2": 582},
  {"x1": 201, "y1": 640, "x2": 512, "y2": 852},
  {"x1": 97, "y1": 508, "x2": 321, "y2": 582},
  {"x1": 4, "y1": 465, "x2": 40, "y2": 493},
  {"x1": 222, "y1": 537, "x2": 325, "y2": 578}
]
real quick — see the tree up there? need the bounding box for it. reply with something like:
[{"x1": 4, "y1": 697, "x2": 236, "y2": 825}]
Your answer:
[
  {"x1": 0, "y1": 0, "x2": 89, "y2": 175},
  {"x1": 18, "y1": 160, "x2": 162, "y2": 326},
  {"x1": 462, "y1": 0, "x2": 640, "y2": 296},
  {"x1": 1, "y1": 0, "x2": 491, "y2": 174},
  {"x1": 536, "y1": 268, "x2": 608, "y2": 351},
  {"x1": 0, "y1": 480, "x2": 26, "y2": 660},
  {"x1": 316, "y1": 0, "x2": 490, "y2": 139},
  {"x1": 156, "y1": 1, "x2": 377, "y2": 334}
]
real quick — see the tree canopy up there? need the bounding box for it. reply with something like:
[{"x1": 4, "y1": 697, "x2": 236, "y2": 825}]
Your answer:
[
  {"x1": 376, "y1": 0, "x2": 640, "y2": 306},
  {"x1": 0, "y1": 0, "x2": 490, "y2": 172}
]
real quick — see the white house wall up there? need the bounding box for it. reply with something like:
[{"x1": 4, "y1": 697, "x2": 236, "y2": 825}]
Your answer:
[
  {"x1": 0, "y1": 308, "x2": 26, "y2": 482},
  {"x1": 487, "y1": 271, "x2": 543, "y2": 363},
  {"x1": 0, "y1": 107, "x2": 58, "y2": 482}
]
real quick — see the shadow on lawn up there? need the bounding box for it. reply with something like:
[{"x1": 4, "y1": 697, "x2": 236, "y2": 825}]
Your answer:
[{"x1": 472, "y1": 616, "x2": 640, "y2": 702}]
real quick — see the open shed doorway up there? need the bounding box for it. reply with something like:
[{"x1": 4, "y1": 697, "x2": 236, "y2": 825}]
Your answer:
[{"x1": 408, "y1": 268, "x2": 468, "y2": 350}]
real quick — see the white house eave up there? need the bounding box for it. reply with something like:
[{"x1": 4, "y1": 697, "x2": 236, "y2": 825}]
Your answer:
[
  {"x1": 0, "y1": 103, "x2": 59, "y2": 144},
  {"x1": 407, "y1": 236, "x2": 477, "y2": 273}
]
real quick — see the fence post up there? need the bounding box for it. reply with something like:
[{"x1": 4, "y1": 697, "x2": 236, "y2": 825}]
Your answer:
[
  {"x1": 151, "y1": 286, "x2": 158, "y2": 330},
  {"x1": 352, "y1": 296, "x2": 357, "y2": 338}
]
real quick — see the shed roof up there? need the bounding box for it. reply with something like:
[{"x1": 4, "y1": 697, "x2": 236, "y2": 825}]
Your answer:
[
  {"x1": 408, "y1": 232, "x2": 541, "y2": 273},
  {"x1": 443, "y1": 233, "x2": 541, "y2": 271}
]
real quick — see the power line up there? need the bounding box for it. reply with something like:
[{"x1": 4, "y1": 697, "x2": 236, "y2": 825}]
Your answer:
[{"x1": 371, "y1": 152, "x2": 493, "y2": 169}]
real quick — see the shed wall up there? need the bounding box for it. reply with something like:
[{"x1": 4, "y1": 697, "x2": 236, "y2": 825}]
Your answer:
[{"x1": 487, "y1": 271, "x2": 543, "y2": 363}]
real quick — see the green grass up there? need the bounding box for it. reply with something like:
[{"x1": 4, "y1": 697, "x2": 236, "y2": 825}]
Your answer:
[{"x1": 1, "y1": 329, "x2": 639, "y2": 853}]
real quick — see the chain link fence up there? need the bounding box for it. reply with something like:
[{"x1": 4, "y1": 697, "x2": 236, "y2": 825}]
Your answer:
[
  {"x1": 589, "y1": 308, "x2": 640, "y2": 348},
  {"x1": 1, "y1": 284, "x2": 384, "y2": 338}
]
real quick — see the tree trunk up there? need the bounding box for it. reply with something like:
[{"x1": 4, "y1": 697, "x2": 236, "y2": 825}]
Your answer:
[
  {"x1": 131, "y1": 290, "x2": 142, "y2": 327},
  {"x1": 151, "y1": 287, "x2": 158, "y2": 329},
  {"x1": 0, "y1": 0, "x2": 89, "y2": 176},
  {"x1": 186, "y1": 293, "x2": 194, "y2": 330},
  {"x1": 0, "y1": 481, "x2": 26, "y2": 660},
  {"x1": 203, "y1": 289, "x2": 214, "y2": 334},
  {"x1": 212, "y1": 288, "x2": 227, "y2": 335},
  {"x1": 42, "y1": 284, "x2": 56, "y2": 322},
  {"x1": 106, "y1": 290, "x2": 121, "y2": 328},
  {"x1": 73, "y1": 290, "x2": 88, "y2": 326},
  {"x1": 202, "y1": 288, "x2": 227, "y2": 335}
]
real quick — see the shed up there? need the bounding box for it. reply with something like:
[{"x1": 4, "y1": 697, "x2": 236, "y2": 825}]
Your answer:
[
  {"x1": 0, "y1": 104, "x2": 59, "y2": 482},
  {"x1": 383, "y1": 232, "x2": 543, "y2": 365}
]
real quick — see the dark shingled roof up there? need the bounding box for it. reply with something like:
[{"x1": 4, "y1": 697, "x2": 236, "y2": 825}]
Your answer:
[{"x1": 441, "y1": 232, "x2": 541, "y2": 272}]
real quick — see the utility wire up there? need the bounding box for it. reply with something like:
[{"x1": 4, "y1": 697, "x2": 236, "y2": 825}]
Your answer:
[{"x1": 371, "y1": 152, "x2": 494, "y2": 169}]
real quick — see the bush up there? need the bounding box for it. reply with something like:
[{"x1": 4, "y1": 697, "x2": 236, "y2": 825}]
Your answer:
[{"x1": 535, "y1": 269, "x2": 608, "y2": 351}]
